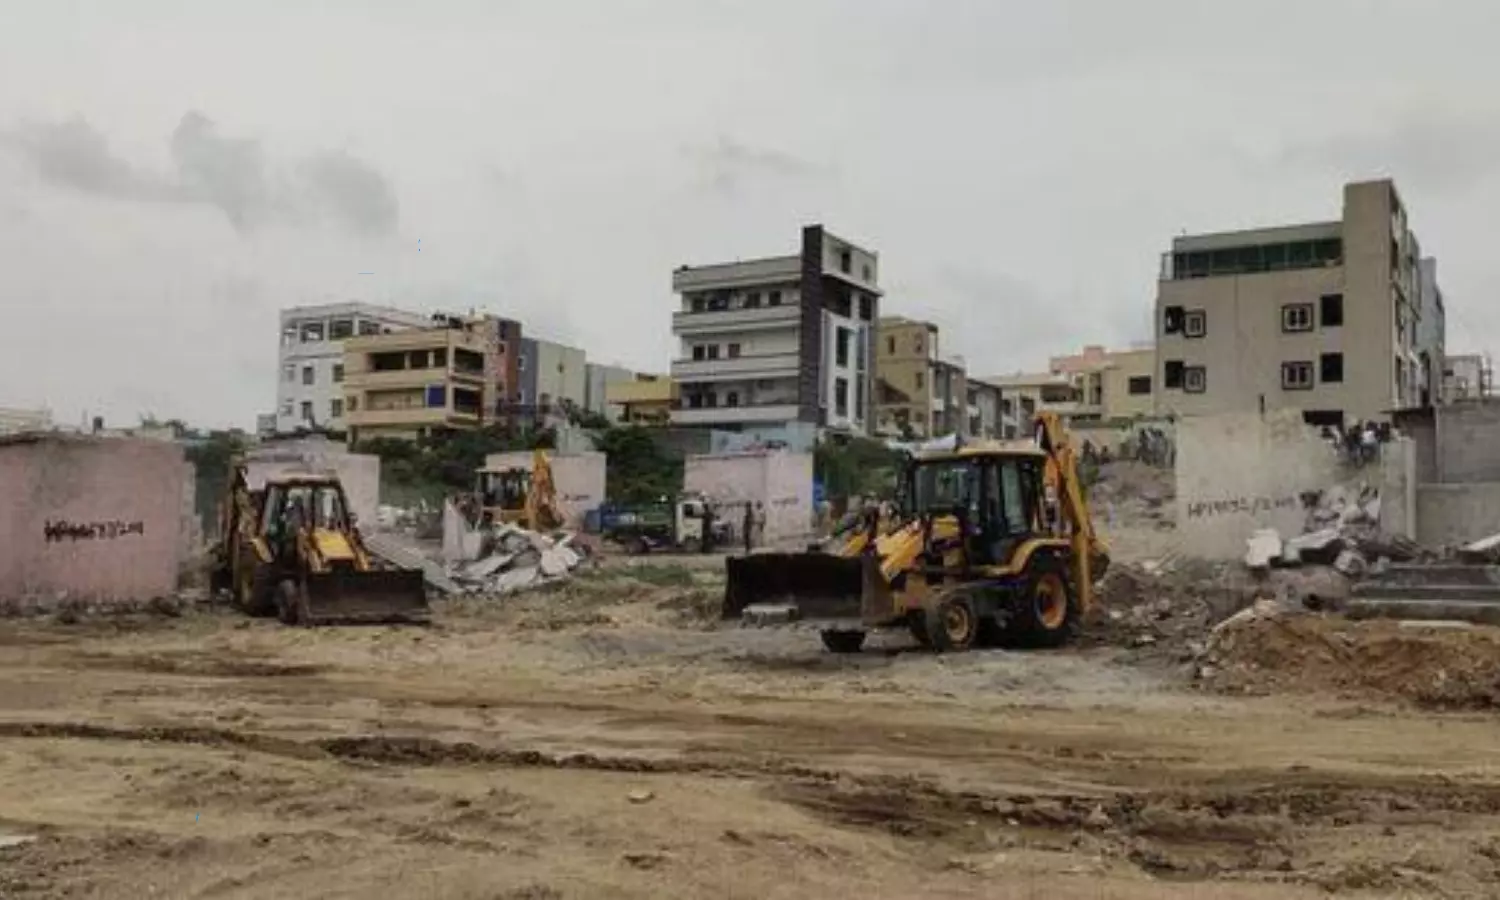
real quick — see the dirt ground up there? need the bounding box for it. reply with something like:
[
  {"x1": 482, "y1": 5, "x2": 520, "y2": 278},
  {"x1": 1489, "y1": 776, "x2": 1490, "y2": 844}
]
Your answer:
[{"x1": 4, "y1": 553, "x2": 1500, "y2": 900}]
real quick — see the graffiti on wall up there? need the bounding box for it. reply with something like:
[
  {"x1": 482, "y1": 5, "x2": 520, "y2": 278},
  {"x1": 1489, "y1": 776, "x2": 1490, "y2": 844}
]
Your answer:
[
  {"x1": 1183, "y1": 495, "x2": 1299, "y2": 520},
  {"x1": 43, "y1": 519, "x2": 146, "y2": 543}
]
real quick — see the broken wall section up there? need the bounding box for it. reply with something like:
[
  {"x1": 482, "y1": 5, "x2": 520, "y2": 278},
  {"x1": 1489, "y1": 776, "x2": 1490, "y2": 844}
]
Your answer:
[
  {"x1": 683, "y1": 450, "x2": 813, "y2": 546},
  {"x1": 1175, "y1": 411, "x2": 1341, "y2": 560},
  {"x1": 0, "y1": 435, "x2": 189, "y2": 603}
]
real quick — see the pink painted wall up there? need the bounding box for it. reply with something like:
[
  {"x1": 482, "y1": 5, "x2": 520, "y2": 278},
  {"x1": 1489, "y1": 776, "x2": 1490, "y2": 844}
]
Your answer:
[
  {"x1": 683, "y1": 451, "x2": 813, "y2": 545},
  {"x1": 0, "y1": 437, "x2": 187, "y2": 602}
]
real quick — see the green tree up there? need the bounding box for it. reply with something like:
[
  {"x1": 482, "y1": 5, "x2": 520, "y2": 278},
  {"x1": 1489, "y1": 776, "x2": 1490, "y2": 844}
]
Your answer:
[{"x1": 593, "y1": 424, "x2": 682, "y2": 505}]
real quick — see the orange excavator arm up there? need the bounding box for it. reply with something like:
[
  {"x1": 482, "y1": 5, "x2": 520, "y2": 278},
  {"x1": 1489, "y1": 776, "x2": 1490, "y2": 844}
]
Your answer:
[
  {"x1": 1033, "y1": 411, "x2": 1109, "y2": 616},
  {"x1": 525, "y1": 448, "x2": 564, "y2": 532}
]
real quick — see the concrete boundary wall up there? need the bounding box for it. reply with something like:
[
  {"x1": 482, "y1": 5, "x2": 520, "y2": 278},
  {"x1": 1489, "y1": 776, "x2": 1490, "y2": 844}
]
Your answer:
[
  {"x1": 683, "y1": 451, "x2": 813, "y2": 546},
  {"x1": 0, "y1": 436, "x2": 188, "y2": 602},
  {"x1": 1415, "y1": 484, "x2": 1500, "y2": 548},
  {"x1": 1175, "y1": 411, "x2": 1341, "y2": 560}
]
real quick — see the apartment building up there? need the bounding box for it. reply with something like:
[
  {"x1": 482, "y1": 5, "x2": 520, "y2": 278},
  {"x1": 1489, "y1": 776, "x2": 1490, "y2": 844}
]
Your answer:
[
  {"x1": 1156, "y1": 179, "x2": 1439, "y2": 424},
  {"x1": 873, "y1": 316, "x2": 974, "y2": 438},
  {"x1": 585, "y1": 363, "x2": 636, "y2": 420},
  {"x1": 669, "y1": 224, "x2": 879, "y2": 436},
  {"x1": 514, "y1": 336, "x2": 589, "y2": 427},
  {"x1": 606, "y1": 375, "x2": 677, "y2": 424},
  {"x1": 1046, "y1": 344, "x2": 1157, "y2": 421},
  {"x1": 1444, "y1": 353, "x2": 1493, "y2": 402},
  {"x1": 1416, "y1": 258, "x2": 1446, "y2": 406},
  {"x1": 341, "y1": 319, "x2": 493, "y2": 442},
  {"x1": 981, "y1": 372, "x2": 1079, "y2": 437},
  {"x1": 276, "y1": 302, "x2": 430, "y2": 434},
  {"x1": 966, "y1": 379, "x2": 1002, "y2": 438},
  {"x1": 0, "y1": 406, "x2": 52, "y2": 435}
]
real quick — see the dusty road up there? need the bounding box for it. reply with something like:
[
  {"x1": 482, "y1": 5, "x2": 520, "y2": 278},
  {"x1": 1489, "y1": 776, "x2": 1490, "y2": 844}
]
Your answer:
[{"x1": 2, "y1": 567, "x2": 1499, "y2": 899}]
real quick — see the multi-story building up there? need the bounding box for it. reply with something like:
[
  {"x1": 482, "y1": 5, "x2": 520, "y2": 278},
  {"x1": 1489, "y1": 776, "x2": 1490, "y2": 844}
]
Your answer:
[
  {"x1": 341, "y1": 318, "x2": 493, "y2": 442},
  {"x1": 515, "y1": 336, "x2": 588, "y2": 427},
  {"x1": 1416, "y1": 258, "x2": 1446, "y2": 407},
  {"x1": 585, "y1": 363, "x2": 636, "y2": 420},
  {"x1": 276, "y1": 302, "x2": 430, "y2": 434},
  {"x1": 872, "y1": 316, "x2": 981, "y2": 438},
  {"x1": 1444, "y1": 353, "x2": 1493, "y2": 402},
  {"x1": 0, "y1": 406, "x2": 52, "y2": 435},
  {"x1": 606, "y1": 375, "x2": 677, "y2": 425},
  {"x1": 1155, "y1": 179, "x2": 1437, "y2": 424},
  {"x1": 966, "y1": 379, "x2": 1002, "y2": 438},
  {"x1": 980, "y1": 372, "x2": 1081, "y2": 437},
  {"x1": 669, "y1": 224, "x2": 879, "y2": 436},
  {"x1": 1046, "y1": 344, "x2": 1157, "y2": 422}
]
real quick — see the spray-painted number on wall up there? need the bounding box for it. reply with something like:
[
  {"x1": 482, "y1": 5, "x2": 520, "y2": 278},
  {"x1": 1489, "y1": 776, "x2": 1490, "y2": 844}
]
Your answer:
[
  {"x1": 1184, "y1": 496, "x2": 1297, "y2": 519},
  {"x1": 43, "y1": 520, "x2": 146, "y2": 543}
]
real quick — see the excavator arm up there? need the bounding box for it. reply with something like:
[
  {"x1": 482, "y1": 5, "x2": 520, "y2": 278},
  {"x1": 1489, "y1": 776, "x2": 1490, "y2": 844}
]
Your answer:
[
  {"x1": 1033, "y1": 411, "x2": 1109, "y2": 616},
  {"x1": 524, "y1": 448, "x2": 564, "y2": 532}
]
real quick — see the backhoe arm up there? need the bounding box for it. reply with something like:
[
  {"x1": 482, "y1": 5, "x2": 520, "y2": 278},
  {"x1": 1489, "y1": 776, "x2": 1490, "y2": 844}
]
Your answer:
[{"x1": 1034, "y1": 412, "x2": 1109, "y2": 615}]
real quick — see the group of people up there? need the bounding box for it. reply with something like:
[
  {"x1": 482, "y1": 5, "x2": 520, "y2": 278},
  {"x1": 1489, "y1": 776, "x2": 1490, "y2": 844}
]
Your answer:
[{"x1": 1320, "y1": 421, "x2": 1397, "y2": 466}]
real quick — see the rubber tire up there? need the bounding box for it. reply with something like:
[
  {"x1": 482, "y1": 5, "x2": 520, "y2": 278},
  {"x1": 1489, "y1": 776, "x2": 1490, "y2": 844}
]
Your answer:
[
  {"x1": 276, "y1": 580, "x2": 308, "y2": 626},
  {"x1": 926, "y1": 595, "x2": 979, "y2": 653},
  {"x1": 1010, "y1": 555, "x2": 1080, "y2": 648},
  {"x1": 236, "y1": 564, "x2": 277, "y2": 617},
  {"x1": 820, "y1": 629, "x2": 866, "y2": 654},
  {"x1": 976, "y1": 615, "x2": 1006, "y2": 648},
  {"x1": 908, "y1": 615, "x2": 933, "y2": 650}
]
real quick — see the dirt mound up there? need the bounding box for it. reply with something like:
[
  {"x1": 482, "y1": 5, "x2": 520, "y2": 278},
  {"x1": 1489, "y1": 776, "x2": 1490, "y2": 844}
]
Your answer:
[
  {"x1": 1085, "y1": 559, "x2": 1258, "y2": 663},
  {"x1": 1202, "y1": 614, "x2": 1500, "y2": 709}
]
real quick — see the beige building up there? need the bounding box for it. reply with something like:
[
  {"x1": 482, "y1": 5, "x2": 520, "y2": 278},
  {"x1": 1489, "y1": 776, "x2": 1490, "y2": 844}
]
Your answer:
[
  {"x1": 342, "y1": 321, "x2": 492, "y2": 442},
  {"x1": 1444, "y1": 353, "x2": 1493, "y2": 402},
  {"x1": 980, "y1": 371, "x2": 1080, "y2": 438},
  {"x1": 1156, "y1": 179, "x2": 1436, "y2": 425},
  {"x1": 874, "y1": 316, "x2": 971, "y2": 438},
  {"x1": 1047, "y1": 344, "x2": 1157, "y2": 421},
  {"x1": 606, "y1": 375, "x2": 677, "y2": 425}
]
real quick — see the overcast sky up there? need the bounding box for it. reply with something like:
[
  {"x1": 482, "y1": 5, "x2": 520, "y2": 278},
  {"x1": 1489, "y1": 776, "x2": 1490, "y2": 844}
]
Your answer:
[{"x1": 3, "y1": 0, "x2": 1498, "y2": 429}]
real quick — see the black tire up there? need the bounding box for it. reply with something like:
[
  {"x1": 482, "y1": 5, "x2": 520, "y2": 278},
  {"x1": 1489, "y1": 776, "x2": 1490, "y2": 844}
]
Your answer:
[
  {"x1": 976, "y1": 615, "x2": 1006, "y2": 648},
  {"x1": 820, "y1": 629, "x2": 866, "y2": 654},
  {"x1": 1010, "y1": 554, "x2": 1080, "y2": 648},
  {"x1": 276, "y1": 580, "x2": 308, "y2": 626},
  {"x1": 925, "y1": 595, "x2": 979, "y2": 653},
  {"x1": 907, "y1": 614, "x2": 932, "y2": 650},
  {"x1": 235, "y1": 563, "x2": 277, "y2": 617}
]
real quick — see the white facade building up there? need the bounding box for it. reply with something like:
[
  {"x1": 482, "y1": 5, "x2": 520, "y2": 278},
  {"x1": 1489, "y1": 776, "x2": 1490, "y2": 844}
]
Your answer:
[
  {"x1": 669, "y1": 224, "x2": 880, "y2": 436},
  {"x1": 0, "y1": 407, "x2": 53, "y2": 435},
  {"x1": 275, "y1": 302, "x2": 431, "y2": 435}
]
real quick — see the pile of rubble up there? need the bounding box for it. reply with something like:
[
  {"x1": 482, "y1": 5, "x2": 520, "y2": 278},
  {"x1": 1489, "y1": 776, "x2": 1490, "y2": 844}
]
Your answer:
[
  {"x1": 1243, "y1": 483, "x2": 1424, "y2": 580},
  {"x1": 447, "y1": 524, "x2": 590, "y2": 595}
]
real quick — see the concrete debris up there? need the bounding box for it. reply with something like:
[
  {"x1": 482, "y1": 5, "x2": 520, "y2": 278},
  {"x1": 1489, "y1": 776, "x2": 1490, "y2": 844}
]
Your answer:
[
  {"x1": 1459, "y1": 532, "x2": 1500, "y2": 564},
  {"x1": 1244, "y1": 529, "x2": 1282, "y2": 571},
  {"x1": 1211, "y1": 598, "x2": 1286, "y2": 636},
  {"x1": 1334, "y1": 549, "x2": 1368, "y2": 578},
  {"x1": 445, "y1": 523, "x2": 590, "y2": 595},
  {"x1": 1283, "y1": 529, "x2": 1343, "y2": 567}
]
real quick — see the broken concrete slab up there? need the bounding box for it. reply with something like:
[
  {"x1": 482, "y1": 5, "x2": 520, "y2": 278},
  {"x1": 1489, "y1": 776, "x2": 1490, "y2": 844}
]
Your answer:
[
  {"x1": 1459, "y1": 532, "x2": 1500, "y2": 563},
  {"x1": 1283, "y1": 529, "x2": 1344, "y2": 567},
  {"x1": 1334, "y1": 549, "x2": 1369, "y2": 579},
  {"x1": 1244, "y1": 529, "x2": 1283, "y2": 571},
  {"x1": 493, "y1": 566, "x2": 540, "y2": 594}
]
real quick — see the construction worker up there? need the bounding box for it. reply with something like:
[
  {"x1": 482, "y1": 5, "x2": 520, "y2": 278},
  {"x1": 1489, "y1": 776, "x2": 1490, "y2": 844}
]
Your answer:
[{"x1": 742, "y1": 501, "x2": 754, "y2": 555}]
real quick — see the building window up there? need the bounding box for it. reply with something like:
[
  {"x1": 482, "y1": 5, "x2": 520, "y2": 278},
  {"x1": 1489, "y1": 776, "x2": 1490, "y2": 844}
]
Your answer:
[
  {"x1": 283, "y1": 364, "x2": 295, "y2": 383},
  {"x1": 1320, "y1": 293, "x2": 1344, "y2": 327},
  {"x1": 1183, "y1": 309, "x2": 1207, "y2": 338},
  {"x1": 856, "y1": 377, "x2": 866, "y2": 420},
  {"x1": 692, "y1": 345, "x2": 706, "y2": 361},
  {"x1": 705, "y1": 391, "x2": 718, "y2": 408},
  {"x1": 1163, "y1": 306, "x2": 1184, "y2": 335},
  {"x1": 426, "y1": 385, "x2": 447, "y2": 408},
  {"x1": 691, "y1": 295, "x2": 705, "y2": 313},
  {"x1": 347, "y1": 396, "x2": 358, "y2": 412},
  {"x1": 768, "y1": 290, "x2": 782, "y2": 306},
  {"x1": 862, "y1": 263, "x2": 872, "y2": 282},
  {"x1": 332, "y1": 364, "x2": 344, "y2": 383},
  {"x1": 330, "y1": 398, "x2": 344, "y2": 419},
  {"x1": 726, "y1": 391, "x2": 739, "y2": 407},
  {"x1": 280, "y1": 400, "x2": 293, "y2": 416},
  {"x1": 1127, "y1": 376, "x2": 1152, "y2": 395},
  {"x1": 299, "y1": 400, "x2": 313, "y2": 421},
  {"x1": 838, "y1": 248, "x2": 852, "y2": 273},
  {"x1": 835, "y1": 328, "x2": 850, "y2": 367},
  {"x1": 745, "y1": 292, "x2": 760, "y2": 309},
  {"x1": 1281, "y1": 361, "x2": 1314, "y2": 391},
  {"x1": 1183, "y1": 366, "x2": 1206, "y2": 393},
  {"x1": 727, "y1": 343, "x2": 741, "y2": 358},
  {"x1": 357, "y1": 320, "x2": 380, "y2": 336},
  {"x1": 1164, "y1": 360, "x2": 1184, "y2": 389},
  {"x1": 1282, "y1": 303, "x2": 1313, "y2": 332},
  {"x1": 858, "y1": 295, "x2": 873, "y2": 321},
  {"x1": 886, "y1": 336, "x2": 895, "y2": 355},
  {"x1": 688, "y1": 393, "x2": 703, "y2": 409},
  {"x1": 1320, "y1": 352, "x2": 1344, "y2": 383},
  {"x1": 519, "y1": 354, "x2": 527, "y2": 371},
  {"x1": 302, "y1": 365, "x2": 315, "y2": 385},
  {"x1": 915, "y1": 371, "x2": 925, "y2": 390},
  {"x1": 835, "y1": 377, "x2": 849, "y2": 417},
  {"x1": 300, "y1": 322, "x2": 325, "y2": 342},
  {"x1": 707, "y1": 344, "x2": 721, "y2": 360},
  {"x1": 329, "y1": 318, "x2": 354, "y2": 340}
]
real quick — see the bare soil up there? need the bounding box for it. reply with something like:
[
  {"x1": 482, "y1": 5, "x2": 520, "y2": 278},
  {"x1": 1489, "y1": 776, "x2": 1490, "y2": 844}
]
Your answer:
[{"x1": 3, "y1": 564, "x2": 1500, "y2": 898}]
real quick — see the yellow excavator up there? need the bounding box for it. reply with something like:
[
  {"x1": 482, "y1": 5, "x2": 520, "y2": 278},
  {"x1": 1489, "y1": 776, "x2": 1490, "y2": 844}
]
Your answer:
[
  {"x1": 474, "y1": 447, "x2": 564, "y2": 532},
  {"x1": 211, "y1": 463, "x2": 428, "y2": 625},
  {"x1": 724, "y1": 411, "x2": 1108, "y2": 652}
]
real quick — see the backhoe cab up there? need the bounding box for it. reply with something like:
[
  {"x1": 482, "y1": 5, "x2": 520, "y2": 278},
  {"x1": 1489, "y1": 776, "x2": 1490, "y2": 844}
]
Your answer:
[
  {"x1": 475, "y1": 447, "x2": 564, "y2": 532},
  {"x1": 724, "y1": 412, "x2": 1108, "y2": 653}
]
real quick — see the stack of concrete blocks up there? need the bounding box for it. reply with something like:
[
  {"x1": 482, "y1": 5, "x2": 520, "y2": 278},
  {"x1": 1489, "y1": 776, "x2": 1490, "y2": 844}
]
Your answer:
[
  {"x1": 242, "y1": 438, "x2": 381, "y2": 529},
  {"x1": 683, "y1": 450, "x2": 814, "y2": 547},
  {"x1": 484, "y1": 451, "x2": 606, "y2": 531},
  {"x1": 0, "y1": 435, "x2": 190, "y2": 605},
  {"x1": 1175, "y1": 410, "x2": 1341, "y2": 560}
]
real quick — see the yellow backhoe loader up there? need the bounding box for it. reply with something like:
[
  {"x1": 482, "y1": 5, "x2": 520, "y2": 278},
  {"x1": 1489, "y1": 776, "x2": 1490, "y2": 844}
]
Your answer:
[
  {"x1": 211, "y1": 463, "x2": 428, "y2": 625},
  {"x1": 723, "y1": 412, "x2": 1108, "y2": 652},
  {"x1": 474, "y1": 447, "x2": 564, "y2": 532}
]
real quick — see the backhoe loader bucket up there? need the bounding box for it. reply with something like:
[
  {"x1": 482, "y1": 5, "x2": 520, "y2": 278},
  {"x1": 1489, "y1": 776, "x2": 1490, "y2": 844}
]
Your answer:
[
  {"x1": 723, "y1": 552, "x2": 865, "y2": 621},
  {"x1": 284, "y1": 568, "x2": 429, "y2": 625}
]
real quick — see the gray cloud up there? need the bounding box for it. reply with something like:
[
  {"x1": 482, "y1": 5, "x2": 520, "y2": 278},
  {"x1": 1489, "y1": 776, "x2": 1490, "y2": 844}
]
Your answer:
[
  {"x1": 6, "y1": 112, "x2": 398, "y2": 235},
  {"x1": 1277, "y1": 109, "x2": 1500, "y2": 194},
  {"x1": 690, "y1": 135, "x2": 830, "y2": 194}
]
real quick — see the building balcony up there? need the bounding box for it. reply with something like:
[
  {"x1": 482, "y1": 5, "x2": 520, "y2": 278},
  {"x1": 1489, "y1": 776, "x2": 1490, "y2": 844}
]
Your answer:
[
  {"x1": 671, "y1": 304, "x2": 801, "y2": 335},
  {"x1": 344, "y1": 368, "x2": 485, "y2": 390},
  {"x1": 346, "y1": 407, "x2": 481, "y2": 429},
  {"x1": 670, "y1": 352, "x2": 800, "y2": 382},
  {"x1": 670, "y1": 403, "x2": 800, "y2": 426}
]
